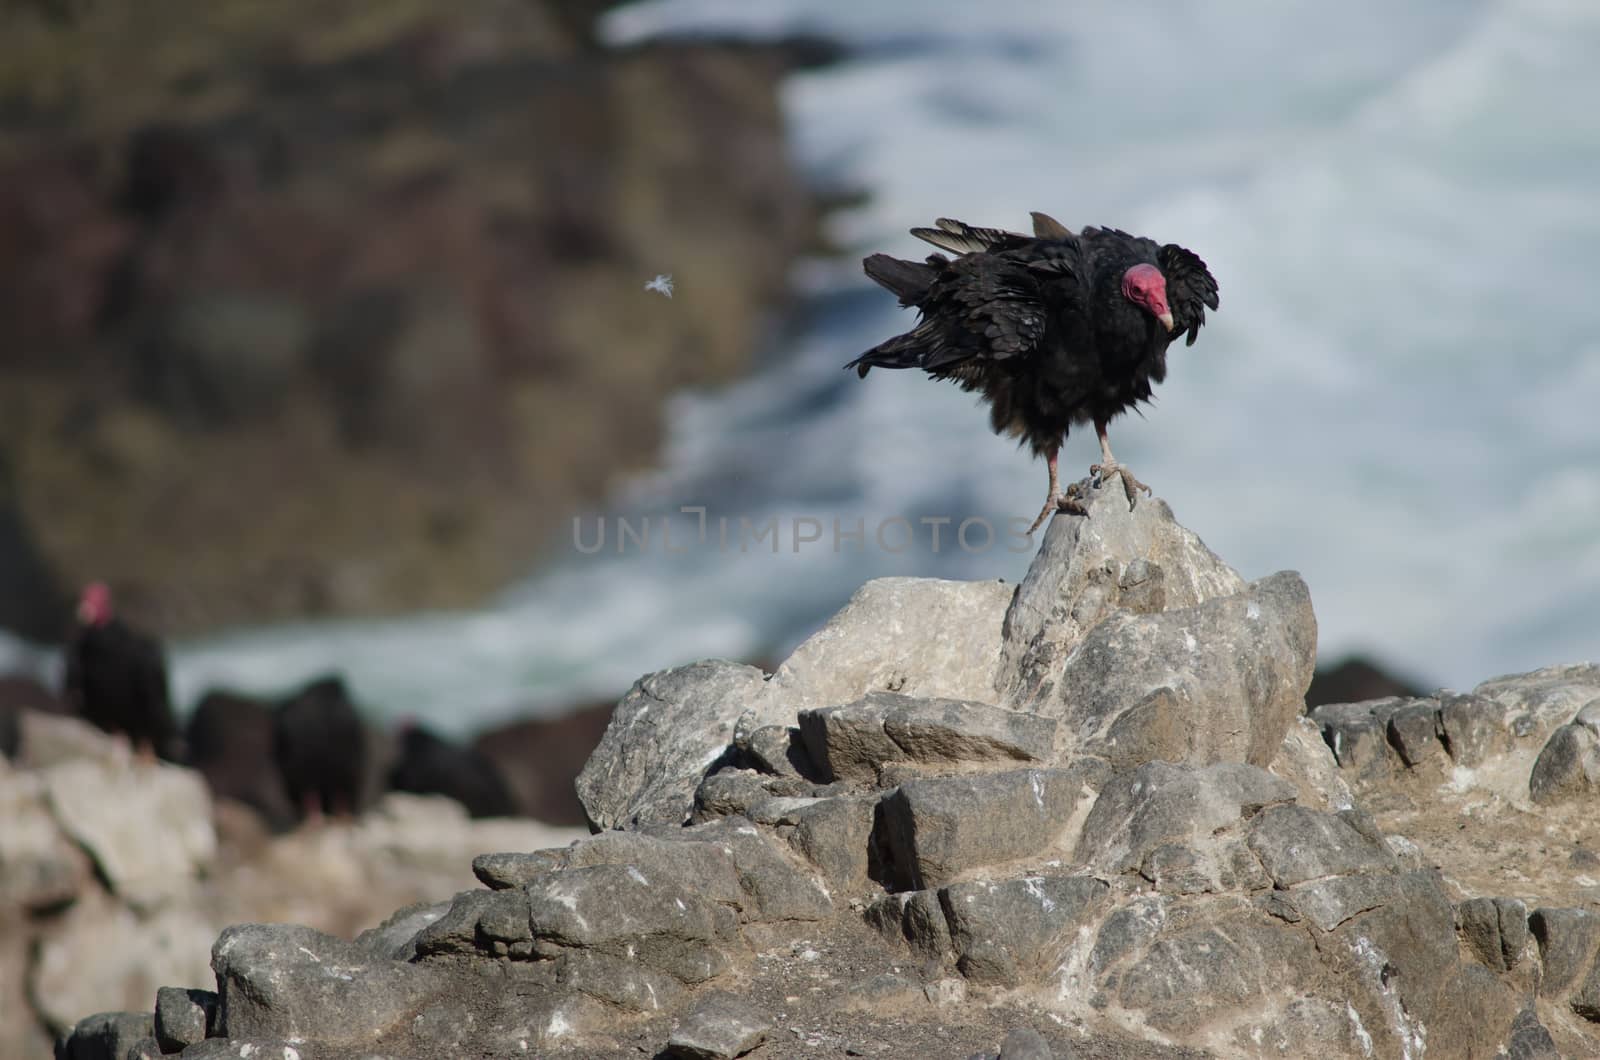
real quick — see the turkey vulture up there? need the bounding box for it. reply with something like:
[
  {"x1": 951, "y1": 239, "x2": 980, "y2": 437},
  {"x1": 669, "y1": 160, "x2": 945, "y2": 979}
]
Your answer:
[
  {"x1": 847, "y1": 212, "x2": 1219, "y2": 532},
  {"x1": 388, "y1": 721, "x2": 518, "y2": 819},
  {"x1": 272, "y1": 674, "x2": 368, "y2": 822},
  {"x1": 63, "y1": 582, "x2": 180, "y2": 759}
]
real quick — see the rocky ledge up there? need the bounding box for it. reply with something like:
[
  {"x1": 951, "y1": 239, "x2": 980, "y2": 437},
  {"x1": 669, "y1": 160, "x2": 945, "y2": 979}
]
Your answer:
[{"x1": 58, "y1": 480, "x2": 1600, "y2": 1058}]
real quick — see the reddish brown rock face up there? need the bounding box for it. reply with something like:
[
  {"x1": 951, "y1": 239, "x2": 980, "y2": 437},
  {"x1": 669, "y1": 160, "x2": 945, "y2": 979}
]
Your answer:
[{"x1": 0, "y1": 3, "x2": 820, "y2": 638}]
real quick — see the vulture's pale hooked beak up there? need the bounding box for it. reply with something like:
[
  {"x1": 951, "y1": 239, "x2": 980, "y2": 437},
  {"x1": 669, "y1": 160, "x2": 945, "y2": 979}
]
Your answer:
[{"x1": 1158, "y1": 311, "x2": 1175, "y2": 332}]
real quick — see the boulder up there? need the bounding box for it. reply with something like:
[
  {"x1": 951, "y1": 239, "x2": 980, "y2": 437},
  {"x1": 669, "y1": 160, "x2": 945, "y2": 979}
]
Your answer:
[
  {"x1": 55, "y1": 1011, "x2": 152, "y2": 1060},
  {"x1": 154, "y1": 985, "x2": 216, "y2": 1053},
  {"x1": 798, "y1": 692, "x2": 1055, "y2": 784},
  {"x1": 211, "y1": 923, "x2": 447, "y2": 1048},
  {"x1": 1529, "y1": 722, "x2": 1600, "y2": 804},
  {"x1": 524, "y1": 863, "x2": 737, "y2": 984},
  {"x1": 42, "y1": 757, "x2": 216, "y2": 910},
  {"x1": 997, "y1": 486, "x2": 1246, "y2": 708},
  {"x1": 879, "y1": 766, "x2": 1098, "y2": 891},
  {"x1": 666, "y1": 993, "x2": 773, "y2": 1059},
  {"x1": 0, "y1": 760, "x2": 92, "y2": 912},
  {"x1": 940, "y1": 875, "x2": 1108, "y2": 985},
  {"x1": 767, "y1": 577, "x2": 1016, "y2": 715},
  {"x1": 30, "y1": 889, "x2": 215, "y2": 1036},
  {"x1": 1041, "y1": 572, "x2": 1316, "y2": 769},
  {"x1": 577, "y1": 661, "x2": 770, "y2": 831},
  {"x1": 1076, "y1": 762, "x2": 1297, "y2": 879}
]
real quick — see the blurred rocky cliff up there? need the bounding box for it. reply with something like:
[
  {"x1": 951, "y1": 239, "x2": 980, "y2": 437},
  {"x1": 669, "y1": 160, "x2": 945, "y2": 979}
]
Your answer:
[{"x1": 0, "y1": 0, "x2": 823, "y2": 639}]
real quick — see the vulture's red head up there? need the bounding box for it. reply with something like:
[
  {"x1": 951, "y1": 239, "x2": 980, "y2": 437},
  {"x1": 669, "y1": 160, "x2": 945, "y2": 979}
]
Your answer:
[
  {"x1": 1122, "y1": 264, "x2": 1175, "y2": 333},
  {"x1": 77, "y1": 582, "x2": 113, "y2": 627}
]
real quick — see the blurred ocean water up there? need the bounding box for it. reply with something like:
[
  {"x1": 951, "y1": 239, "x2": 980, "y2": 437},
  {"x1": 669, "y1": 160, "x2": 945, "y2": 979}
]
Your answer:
[{"x1": 6, "y1": 0, "x2": 1597, "y2": 733}]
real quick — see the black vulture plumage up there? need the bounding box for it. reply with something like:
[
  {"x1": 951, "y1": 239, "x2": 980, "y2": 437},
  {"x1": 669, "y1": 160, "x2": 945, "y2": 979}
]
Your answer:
[
  {"x1": 63, "y1": 582, "x2": 180, "y2": 759},
  {"x1": 272, "y1": 675, "x2": 368, "y2": 822},
  {"x1": 388, "y1": 722, "x2": 518, "y2": 819},
  {"x1": 848, "y1": 212, "x2": 1219, "y2": 531}
]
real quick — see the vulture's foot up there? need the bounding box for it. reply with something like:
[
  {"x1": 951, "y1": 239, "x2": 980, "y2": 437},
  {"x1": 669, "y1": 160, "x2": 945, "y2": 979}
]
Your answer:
[
  {"x1": 1091, "y1": 462, "x2": 1150, "y2": 510},
  {"x1": 1025, "y1": 483, "x2": 1089, "y2": 535}
]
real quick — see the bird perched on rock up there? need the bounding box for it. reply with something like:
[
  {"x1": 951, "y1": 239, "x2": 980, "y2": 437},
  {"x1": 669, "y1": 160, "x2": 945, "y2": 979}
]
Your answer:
[
  {"x1": 388, "y1": 720, "x2": 518, "y2": 819},
  {"x1": 187, "y1": 689, "x2": 297, "y2": 832},
  {"x1": 272, "y1": 674, "x2": 368, "y2": 823},
  {"x1": 848, "y1": 212, "x2": 1218, "y2": 532},
  {"x1": 63, "y1": 582, "x2": 180, "y2": 759}
]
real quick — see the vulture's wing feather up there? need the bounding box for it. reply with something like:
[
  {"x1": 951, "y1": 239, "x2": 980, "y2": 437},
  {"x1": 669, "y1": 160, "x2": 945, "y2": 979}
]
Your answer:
[
  {"x1": 910, "y1": 217, "x2": 1031, "y2": 256},
  {"x1": 1029, "y1": 211, "x2": 1074, "y2": 240},
  {"x1": 1157, "y1": 243, "x2": 1220, "y2": 346}
]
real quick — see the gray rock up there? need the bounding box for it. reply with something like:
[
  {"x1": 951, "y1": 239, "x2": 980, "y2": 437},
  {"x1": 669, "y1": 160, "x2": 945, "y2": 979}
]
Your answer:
[
  {"x1": 1087, "y1": 897, "x2": 1167, "y2": 979},
  {"x1": 788, "y1": 795, "x2": 877, "y2": 893},
  {"x1": 1077, "y1": 761, "x2": 1296, "y2": 877},
  {"x1": 15, "y1": 711, "x2": 125, "y2": 769},
  {"x1": 881, "y1": 696, "x2": 1055, "y2": 769},
  {"x1": 171, "y1": 1040, "x2": 306, "y2": 1059},
  {"x1": 1436, "y1": 692, "x2": 1505, "y2": 767},
  {"x1": 472, "y1": 849, "x2": 565, "y2": 890},
  {"x1": 562, "y1": 830, "x2": 745, "y2": 909},
  {"x1": 1285, "y1": 872, "x2": 1408, "y2": 932},
  {"x1": 1573, "y1": 945, "x2": 1600, "y2": 1022},
  {"x1": 879, "y1": 766, "x2": 1093, "y2": 890},
  {"x1": 798, "y1": 695, "x2": 906, "y2": 783},
  {"x1": 42, "y1": 758, "x2": 215, "y2": 910},
  {"x1": 679, "y1": 817, "x2": 834, "y2": 923},
  {"x1": 1502, "y1": 1004, "x2": 1562, "y2": 1059},
  {"x1": 997, "y1": 1027, "x2": 1054, "y2": 1060},
  {"x1": 666, "y1": 993, "x2": 772, "y2": 1059},
  {"x1": 1529, "y1": 722, "x2": 1600, "y2": 804},
  {"x1": 576, "y1": 660, "x2": 770, "y2": 831},
  {"x1": 693, "y1": 770, "x2": 775, "y2": 821},
  {"x1": 997, "y1": 486, "x2": 1246, "y2": 709},
  {"x1": 122, "y1": 1037, "x2": 163, "y2": 1060},
  {"x1": 734, "y1": 723, "x2": 810, "y2": 779},
  {"x1": 865, "y1": 888, "x2": 953, "y2": 961},
  {"x1": 1327, "y1": 871, "x2": 1460, "y2": 1033},
  {"x1": 1246, "y1": 804, "x2": 1396, "y2": 887},
  {"x1": 941, "y1": 875, "x2": 1108, "y2": 985},
  {"x1": 56, "y1": 1012, "x2": 152, "y2": 1060},
  {"x1": 31, "y1": 888, "x2": 215, "y2": 1035},
  {"x1": 413, "y1": 888, "x2": 533, "y2": 959},
  {"x1": 1474, "y1": 664, "x2": 1600, "y2": 749},
  {"x1": 1308, "y1": 699, "x2": 1404, "y2": 785},
  {"x1": 1386, "y1": 701, "x2": 1444, "y2": 767},
  {"x1": 1115, "y1": 915, "x2": 1305, "y2": 1034},
  {"x1": 557, "y1": 949, "x2": 684, "y2": 1012},
  {"x1": 1456, "y1": 896, "x2": 1528, "y2": 972},
  {"x1": 352, "y1": 898, "x2": 452, "y2": 961},
  {"x1": 526, "y1": 863, "x2": 735, "y2": 983},
  {"x1": 799, "y1": 693, "x2": 1055, "y2": 783},
  {"x1": 1530, "y1": 906, "x2": 1600, "y2": 999},
  {"x1": 1267, "y1": 715, "x2": 1354, "y2": 813},
  {"x1": 0, "y1": 764, "x2": 91, "y2": 912},
  {"x1": 211, "y1": 923, "x2": 446, "y2": 1047},
  {"x1": 154, "y1": 986, "x2": 215, "y2": 1052},
  {"x1": 767, "y1": 576, "x2": 1016, "y2": 716},
  {"x1": 1042, "y1": 573, "x2": 1316, "y2": 769}
]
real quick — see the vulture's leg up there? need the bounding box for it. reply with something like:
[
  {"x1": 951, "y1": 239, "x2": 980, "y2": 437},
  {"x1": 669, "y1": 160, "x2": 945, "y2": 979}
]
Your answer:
[
  {"x1": 1090, "y1": 419, "x2": 1150, "y2": 509},
  {"x1": 1026, "y1": 444, "x2": 1087, "y2": 535}
]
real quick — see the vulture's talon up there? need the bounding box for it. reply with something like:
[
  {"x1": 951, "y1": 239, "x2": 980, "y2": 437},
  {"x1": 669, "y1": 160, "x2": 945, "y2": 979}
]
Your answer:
[{"x1": 1091, "y1": 462, "x2": 1150, "y2": 510}]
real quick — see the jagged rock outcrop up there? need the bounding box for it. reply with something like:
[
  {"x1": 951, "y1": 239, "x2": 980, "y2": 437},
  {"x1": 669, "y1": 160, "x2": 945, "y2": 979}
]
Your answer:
[{"x1": 61, "y1": 479, "x2": 1600, "y2": 1057}]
